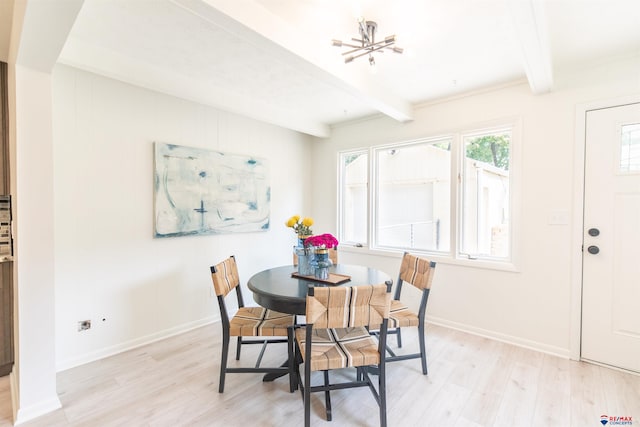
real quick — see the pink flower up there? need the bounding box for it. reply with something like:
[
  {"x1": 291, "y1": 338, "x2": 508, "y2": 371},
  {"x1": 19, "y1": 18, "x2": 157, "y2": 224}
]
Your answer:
[{"x1": 304, "y1": 233, "x2": 339, "y2": 249}]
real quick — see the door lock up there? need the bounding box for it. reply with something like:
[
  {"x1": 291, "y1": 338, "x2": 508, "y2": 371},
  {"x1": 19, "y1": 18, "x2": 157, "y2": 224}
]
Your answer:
[
  {"x1": 588, "y1": 228, "x2": 600, "y2": 237},
  {"x1": 587, "y1": 245, "x2": 599, "y2": 254}
]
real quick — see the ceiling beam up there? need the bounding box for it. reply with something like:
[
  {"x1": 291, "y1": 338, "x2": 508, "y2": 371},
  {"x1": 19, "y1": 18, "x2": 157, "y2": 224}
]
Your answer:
[
  {"x1": 15, "y1": 0, "x2": 84, "y2": 72},
  {"x1": 507, "y1": 0, "x2": 553, "y2": 94},
  {"x1": 173, "y1": 0, "x2": 414, "y2": 123}
]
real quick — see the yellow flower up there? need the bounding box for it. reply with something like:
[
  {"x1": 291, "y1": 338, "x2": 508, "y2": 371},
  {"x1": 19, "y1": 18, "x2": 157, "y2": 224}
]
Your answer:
[
  {"x1": 286, "y1": 214, "x2": 313, "y2": 235},
  {"x1": 286, "y1": 216, "x2": 298, "y2": 228}
]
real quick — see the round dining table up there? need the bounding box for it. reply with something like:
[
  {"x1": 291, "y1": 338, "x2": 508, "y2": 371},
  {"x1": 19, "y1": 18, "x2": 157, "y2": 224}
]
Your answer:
[{"x1": 247, "y1": 264, "x2": 393, "y2": 315}]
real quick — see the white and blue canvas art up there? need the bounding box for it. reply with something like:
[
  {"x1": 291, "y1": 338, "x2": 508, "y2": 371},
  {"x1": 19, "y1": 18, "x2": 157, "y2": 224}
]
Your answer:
[{"x1": 154, "y1": 142, "x2": 270, "y2": 237}]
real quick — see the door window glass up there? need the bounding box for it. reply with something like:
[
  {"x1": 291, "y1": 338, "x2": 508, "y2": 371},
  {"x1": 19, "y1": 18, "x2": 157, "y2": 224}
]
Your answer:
[{"x1": 620, "y1": 123, "x2": 640, "y2": 172}]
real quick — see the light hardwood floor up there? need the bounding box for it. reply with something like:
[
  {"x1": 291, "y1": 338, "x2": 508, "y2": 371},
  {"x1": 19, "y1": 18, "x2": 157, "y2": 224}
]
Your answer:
[{"x1": 1, "y1": 323, "x2": 639, "y2": 426}]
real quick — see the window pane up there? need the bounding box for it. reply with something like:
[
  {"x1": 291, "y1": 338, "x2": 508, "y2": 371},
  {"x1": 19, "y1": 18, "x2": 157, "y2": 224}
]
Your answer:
[
  {"x1": 340, "y1": 152, "x2": 368, "y2": 244},
  {"x1": 620, "y1": 123, "x2": 640, "y2": 173},
  {"x1": 462, "y1": 131, "x2": 510, "y2": 258},
  {"x1": 375, "y1": 140, "x2": 451, "y2": 252}
]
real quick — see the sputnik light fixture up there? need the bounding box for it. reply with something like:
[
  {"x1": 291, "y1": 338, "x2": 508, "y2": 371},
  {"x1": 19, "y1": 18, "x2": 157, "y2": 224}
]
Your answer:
[{"x1": 332, "y1": 17, "x2": 403, "y2": 66}]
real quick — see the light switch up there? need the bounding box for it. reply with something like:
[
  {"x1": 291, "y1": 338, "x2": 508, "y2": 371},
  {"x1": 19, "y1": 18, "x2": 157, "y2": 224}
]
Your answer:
[{"x1": 548, "y1": 210, "x2": 569, "y2": 225}]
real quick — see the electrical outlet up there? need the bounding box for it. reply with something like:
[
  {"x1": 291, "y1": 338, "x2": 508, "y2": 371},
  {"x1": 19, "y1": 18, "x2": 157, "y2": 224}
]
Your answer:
[{"x1": 77, "y1": 320, "x2": 91, "y2": 331}]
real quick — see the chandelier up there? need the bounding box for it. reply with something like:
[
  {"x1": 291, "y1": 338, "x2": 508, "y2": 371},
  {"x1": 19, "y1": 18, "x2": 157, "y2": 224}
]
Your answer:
[{"x1": 332, "y1": 17, "x2": 403, "y2": 66}]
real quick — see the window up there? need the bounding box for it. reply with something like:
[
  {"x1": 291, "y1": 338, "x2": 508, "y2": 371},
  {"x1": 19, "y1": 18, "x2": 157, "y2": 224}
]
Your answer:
[
  {"x1": 620, "y1": 123, "x2": 640, "y2": 173},
  {"x1": 339, "y1": 151, "x2": 368, "y2": 245},
  {"x1": 461, "y1": 129, "x2": 511, "y2": 259},
  {"x1": 374, "y1": 139, "x2": 451, "y2": 252},
  {"x1": 338, "y1": 123, "x2": 516, "y2": 266}
]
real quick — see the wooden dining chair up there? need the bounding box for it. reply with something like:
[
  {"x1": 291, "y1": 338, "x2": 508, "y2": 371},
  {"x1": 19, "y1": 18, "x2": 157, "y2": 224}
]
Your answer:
[
  {"x1": 210, "y1": 256, "x2": 296, "y2": 393},
  {"x1": 385, "y1": 252, "x2": 436, "y2": 374},
  {"x1": 294, "y1": 282, "x2": 392, "y2": 427}
]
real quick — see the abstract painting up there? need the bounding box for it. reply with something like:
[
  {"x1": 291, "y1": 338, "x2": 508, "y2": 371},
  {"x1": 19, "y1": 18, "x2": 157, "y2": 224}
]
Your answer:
[{"x1": 154, "y1": 142, "x2": 270, "y2": 237}]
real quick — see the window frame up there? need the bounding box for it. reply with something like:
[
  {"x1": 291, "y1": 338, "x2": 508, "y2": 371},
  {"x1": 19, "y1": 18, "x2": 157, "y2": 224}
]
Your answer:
[
  {"x1": 371, "y1": 136, "x2": 454, "y2": 255},
  {"x1": 337, "y1": 149, "x2": 370, "y2": 247},
  {"x1": 457, "y1": 126, "x2": 513, "y2": 262},
  {"x1": 337, "y1": 119, "x2": 520, "y2": 272}
]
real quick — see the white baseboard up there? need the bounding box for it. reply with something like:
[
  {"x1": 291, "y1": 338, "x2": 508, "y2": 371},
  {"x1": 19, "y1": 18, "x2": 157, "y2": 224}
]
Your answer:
[
  {"x1": 56, "y1": 316, "x2": 218, "y2": 372},
  {"x1": 427, "y1": 315, "x2": 571, "y2": 359},
  {"x1": 13, "y1": 394, "x2": 61, "y2": 426}
]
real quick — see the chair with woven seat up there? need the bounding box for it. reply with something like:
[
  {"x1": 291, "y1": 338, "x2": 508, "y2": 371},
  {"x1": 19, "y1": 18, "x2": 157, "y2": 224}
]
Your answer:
[
  {"x1": 386, "y1": 251, "x2": 436, "y2": 375},
  {"x1": 210, "y1": 255, "x2": 296, "y2": 393},
  {"x1": 294, "y1": 282, "x2": 392, "y2": 427}
]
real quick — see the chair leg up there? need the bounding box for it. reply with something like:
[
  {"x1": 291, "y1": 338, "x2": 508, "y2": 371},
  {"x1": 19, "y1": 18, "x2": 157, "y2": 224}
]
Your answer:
[
  {"x1": 304, "y1": 361, "x2": 311, "y2": 427},
  {"x1": 295, "y1": 347, "x2": 304, "y2": 399},
  {"x1": 235, "y1": 336, "x2": 242, "y2": 360},
  {"x1": 397, "y1": 327, "x2": 403, "y2": 348},
  {"x1": 219, "y1": 333, "x2": 230, "y2": 393},
  {"x1": 324, "y1": 370, "x2": 332, "y2": 421},
  {"x1": 287, "y1": 327, "x2": 296, "y2": 393},
  {"x1": 418, "y1": 322, "x2": 427, "y2": 375},
  {"x1": 379, "y1": 362, "x2": 387, "y2": 427}
]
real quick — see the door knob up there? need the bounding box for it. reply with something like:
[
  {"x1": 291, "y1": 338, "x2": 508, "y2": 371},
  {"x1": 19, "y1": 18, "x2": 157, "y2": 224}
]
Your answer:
[
  {"x1": 588, "y1": 228, "x2": 600, "y2": 237},
  {"x1": 587, "y1": 245, "x2": 599, "y2": 254}
]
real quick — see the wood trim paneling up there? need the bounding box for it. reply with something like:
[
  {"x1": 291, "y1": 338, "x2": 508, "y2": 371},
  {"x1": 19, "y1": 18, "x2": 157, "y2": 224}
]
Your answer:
[
  {"x1": 0, "y1": 62, "x2": 8, "y2": 194},
  {"x1": 0, "y1": 62, "x2": 13, "y2": 376}
]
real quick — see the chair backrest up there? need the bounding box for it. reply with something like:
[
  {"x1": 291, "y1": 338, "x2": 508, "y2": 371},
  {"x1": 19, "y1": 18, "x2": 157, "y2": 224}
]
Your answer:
[
  {"x1": 329, "y1": 248, "x2": 338, "y2": 265},
  {"x1": 397, "y1": 252, "x2": 436, "y2": 291},
  {"x1": 305, "y1": 283, "x2": 391, "y2": 329},
  {"x1": 210, "y1": 256, "x2": 241, "y2": 298}
]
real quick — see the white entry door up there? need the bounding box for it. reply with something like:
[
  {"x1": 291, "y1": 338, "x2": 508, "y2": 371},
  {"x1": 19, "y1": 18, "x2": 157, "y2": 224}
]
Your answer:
[{"x1": 581, "y1": 102, "x2": 640, "y2": 373}]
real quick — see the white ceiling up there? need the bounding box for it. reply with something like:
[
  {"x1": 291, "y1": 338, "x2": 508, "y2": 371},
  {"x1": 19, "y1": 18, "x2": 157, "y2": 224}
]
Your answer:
[{"x1": 19, "y1": 0, "x2": 640, "y2": 137}]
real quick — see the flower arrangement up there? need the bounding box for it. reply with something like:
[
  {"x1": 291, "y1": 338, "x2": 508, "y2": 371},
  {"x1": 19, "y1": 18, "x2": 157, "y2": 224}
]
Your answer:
[
  {"x1": 304, "y1": 233, "x2": 339, "y2": 249},
  {"x1": 286, "y1": 215, "x2": 314, "y2": 237}
]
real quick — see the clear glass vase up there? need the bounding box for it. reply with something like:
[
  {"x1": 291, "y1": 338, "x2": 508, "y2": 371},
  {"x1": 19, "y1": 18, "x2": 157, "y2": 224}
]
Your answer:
[
  {"x1": 298, "y1": 234, "x2": 312, "y2": 247},
  {"x1": 310, "y1": 248, "x2": 332, "y2": 280},
  {"x1": 294, "y1": 246, "x2": 314, "y2": 276}
]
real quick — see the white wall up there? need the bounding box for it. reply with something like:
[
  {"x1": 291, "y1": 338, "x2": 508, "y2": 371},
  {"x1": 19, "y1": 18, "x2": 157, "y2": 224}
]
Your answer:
[
  {"x1": 13, "y1": 64, "x2": 61, "y2": 424},
  {"x1": 52, "y1": 64, "x2": 313, "y2": 370},
  {"x1": 311, "y1": 56, "x2": 640, "y2": 357}
]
